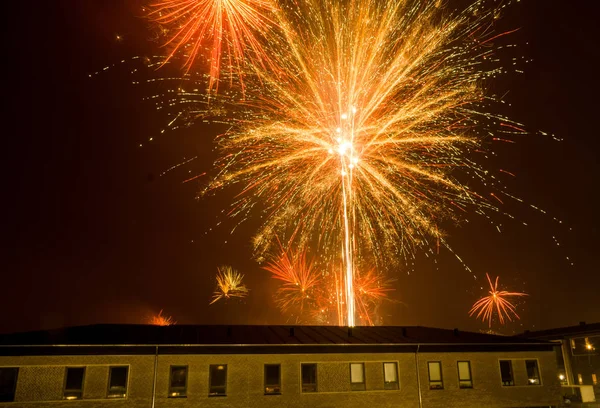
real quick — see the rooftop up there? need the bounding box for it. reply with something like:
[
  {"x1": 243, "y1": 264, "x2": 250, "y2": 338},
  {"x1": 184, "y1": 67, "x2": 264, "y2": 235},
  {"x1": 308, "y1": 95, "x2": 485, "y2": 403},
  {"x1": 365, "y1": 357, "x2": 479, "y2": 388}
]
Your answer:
[
  {"x1": 1, "y1": 324, "x2": 550, "y2": 347},
  {"x1": 518, "y1": 322, "x2": 600, "y2": 340}
]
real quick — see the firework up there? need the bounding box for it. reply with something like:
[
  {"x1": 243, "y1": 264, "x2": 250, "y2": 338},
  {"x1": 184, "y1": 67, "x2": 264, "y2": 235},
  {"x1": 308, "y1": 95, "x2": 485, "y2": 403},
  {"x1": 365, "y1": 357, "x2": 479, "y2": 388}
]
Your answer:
[
  {"x1": 147, "y1": 309, "x2": 177, "y2": 326},
  {"x1": 146, "y1": 0, "x2": 279, "y2": 93},
  {"x1": 210, "y1": 265, "x2": 249, "y2": 304},
  {"x1": 262, "y1": 245, "x2": 321, "y2": 314},
  {"x1": 469, "y1": 273, "x2": 528, "y2": 327},
  {"x1": 206, "y1": 0, "x2": 524, "y2": 325}
]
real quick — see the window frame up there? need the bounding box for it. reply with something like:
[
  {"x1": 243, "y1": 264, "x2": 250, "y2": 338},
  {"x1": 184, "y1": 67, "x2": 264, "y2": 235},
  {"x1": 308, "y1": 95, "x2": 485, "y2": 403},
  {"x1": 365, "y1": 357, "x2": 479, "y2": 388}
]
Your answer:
[
  {"x1": 525, "y1": 359, "x2": 542, "y2": 386},
  {"x1": 264, "y1": 364, "x2": 281, "y2": 395},
  {"x1": 208, "y1": 364, "x2": 228, "y2": 397},
  {"x1": 349, "y1": 363, "x2": 366, "y2": 391},
  {"x1": 499, "y1": 360, "x2": 515, "y2": 387},
  {"x1": 457, "y1": 361, "x2": 473, "y2": 389},
  {"x1": 0, "y1": 367, "x2": 19, "y2": 402},
  {"x1": 383, "y1": 362, "x2": 399, "y2": 390},
  {"x1": 63, "y1": 366, "x2": 86, "y2": 400},
  {"x1": 168, "y1": 365, "x2": 188, "y2": 398},
  {"x1": 301, "y1": 363, "x2": 317, "y2": 393},
  {"x1": 427, "y1": 361, "x2": 444, "y2": 390},
  {"x1": 107, "y1": 365, "x2": 129, "y2": 398}
]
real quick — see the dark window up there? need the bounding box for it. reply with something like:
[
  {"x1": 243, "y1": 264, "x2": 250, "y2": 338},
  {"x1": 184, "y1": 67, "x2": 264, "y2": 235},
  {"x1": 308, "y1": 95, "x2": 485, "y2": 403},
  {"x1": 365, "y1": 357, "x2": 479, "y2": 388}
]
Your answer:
[
  {"x1": 499, "y1": 360, "x2": 514, "y2": 386},
  {"x1": 301, "y1": 364, "x2": 317, "y2": 393},
  {"x1": 169, "y1": 366, "x2": 187, "y2": 398},
  {"x1": 350, "y1": 363, "x2": 365, "y2": 391},
  {"x1": 107, "y1": 366, "x2": 128, "y2": 398},
  {"x1": 209, "y1": 365, "x2": 227, "y2": 396},
  {"x1": 525, "y1": 360, "x2": 541, "y2": 385},
  {"x1": 457, "y1": 361, "x2": 473, "y2": 389},
  {"x1": 64, "y1": 367, "x2": 85, "y2": 400},
  {"x1": 0, "y1": 368, "x2": 19, "y2": 402},
  {"x1": 264, "y1": 364, "x2": 281, "y2": 394},
  {"x1": 383, "y1": 362, "x2": 399, "y2": 390},
  {"x1": 428, "y1": 362, "x2": 443, "y2": 389}
]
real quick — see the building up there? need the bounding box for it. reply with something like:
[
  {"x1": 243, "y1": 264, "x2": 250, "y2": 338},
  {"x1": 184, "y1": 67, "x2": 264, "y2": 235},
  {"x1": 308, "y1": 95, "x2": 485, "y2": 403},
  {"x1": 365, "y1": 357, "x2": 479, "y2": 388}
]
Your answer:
[
  {"x1": 520, "y1": 321, "x2": 600, "y2": 403},
  {"x1": 1, "y1": 324, "x2": 561, "y2": 407}
]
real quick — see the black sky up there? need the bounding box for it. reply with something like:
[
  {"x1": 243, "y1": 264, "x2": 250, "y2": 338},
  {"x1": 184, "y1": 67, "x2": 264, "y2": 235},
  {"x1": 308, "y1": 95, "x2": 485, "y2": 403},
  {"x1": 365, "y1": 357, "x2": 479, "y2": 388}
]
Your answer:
[{"x1": 3, "y1": 0, "x2": 599, "y2": 334}]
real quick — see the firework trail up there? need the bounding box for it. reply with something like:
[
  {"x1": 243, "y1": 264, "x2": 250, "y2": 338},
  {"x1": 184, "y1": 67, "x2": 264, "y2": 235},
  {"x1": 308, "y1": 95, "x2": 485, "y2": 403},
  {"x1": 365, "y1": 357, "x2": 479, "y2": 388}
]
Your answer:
[
  {"x1": 147, "y1": 309, "x2": 177, "y2": 325},
  {"x1": 146, "y1": 0, "x2": 280, "y2": 93},
  {"x1": 210, "y1": 265, "x2": 249, "y2": 304},
  {"x1": 469, "y1": 273, "x2": 528, "y2": 327},
  {"x1": 206, "y1": 0, "x2": 525, "y2": 325}
]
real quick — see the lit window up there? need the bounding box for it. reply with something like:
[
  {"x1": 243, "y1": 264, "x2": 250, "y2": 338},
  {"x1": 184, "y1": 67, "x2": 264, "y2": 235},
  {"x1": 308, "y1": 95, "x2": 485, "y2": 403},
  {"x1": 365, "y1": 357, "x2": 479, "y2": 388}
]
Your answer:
[
  {"x1": 301, "y1": 364, "x2": 317, "y2": 393},
  {"x1": 107, "y1": 366, "x2": 128, "y2": 398},
  {"x1": 264, "y1": 364, "x2": 281, "y2": 395},
  {"x1": 350, "y1": 363, "x2": 365, "y2": 391},
  {"x1": 499, "y1": 360, "x2": 514, "y2": 386},
  {"x1": 0, "y1": 367, "x2": 19, "y2": 402},
  {"x1": 457, "y1": 361, "x2": 473, "y2": 389},
  {"x1": 525, "y1": 360, "x2": 541, "y2": 385},
  {"x1": 169, "y1": 366, "x2": 187, "y2": 398},
  {"x1": 578, "y1": 373, "x2": 583, "y2": 385},
  {"x1": 428, "y1": 362, "x2": 443, "y2": 390},
  {"x1": 383, "y1": 362, "x2": 399, "y2": 390},
  {"x1": 209, "y1": 365, "x2": 227, "y2": 396},
  {"x1": 593, "y1": 374, "x2": 597, "y2": 385},
  {"x1": 64, "y1": 367, "x2": 85, "y2": 400}
]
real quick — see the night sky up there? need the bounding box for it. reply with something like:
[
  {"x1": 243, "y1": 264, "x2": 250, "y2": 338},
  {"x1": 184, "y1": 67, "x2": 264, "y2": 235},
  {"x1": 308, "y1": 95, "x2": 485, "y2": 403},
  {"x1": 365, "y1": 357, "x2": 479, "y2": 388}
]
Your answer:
[{"x1": 4, "y1": 0, "x2": 599, "y2": 335}]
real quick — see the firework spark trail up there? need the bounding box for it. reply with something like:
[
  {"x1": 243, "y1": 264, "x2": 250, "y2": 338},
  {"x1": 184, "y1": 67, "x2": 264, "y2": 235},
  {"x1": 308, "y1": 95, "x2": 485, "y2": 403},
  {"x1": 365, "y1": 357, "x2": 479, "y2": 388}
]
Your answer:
[
  {"x1": 146, "y1": 0, "x2": 280, "y2": 94},
  {"x1": 210, "y1": 265, "x2": 249, "y2": 304},
  {"x1": 469, "y1": 273, "x2": 528, "y2": 327},
  {"x1": 205, "y1": 0, "x2": 525, "y2": 325}
]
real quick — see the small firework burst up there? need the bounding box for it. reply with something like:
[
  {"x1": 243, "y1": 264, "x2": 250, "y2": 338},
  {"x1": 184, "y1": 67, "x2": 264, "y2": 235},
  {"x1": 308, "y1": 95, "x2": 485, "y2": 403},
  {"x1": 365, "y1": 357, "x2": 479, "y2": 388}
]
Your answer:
[
  {"x1": 469, "y1": 273, "x2": 528, "y2": 327},
  {"x1": 263, "y1": 246, "x2": 321, "y2": 314},
  {"x1": 210, "y1": 265, "x2": 249, "y2": 305},
  {"x1": 147, "y1": 309, "x2": 177, "y2": 326}
]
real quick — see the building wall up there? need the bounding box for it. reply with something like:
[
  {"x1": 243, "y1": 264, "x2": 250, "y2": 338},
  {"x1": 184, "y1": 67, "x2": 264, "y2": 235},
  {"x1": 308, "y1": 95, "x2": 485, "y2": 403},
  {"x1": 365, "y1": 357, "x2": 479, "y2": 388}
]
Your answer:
[{"x1": 1, "y1": 349, "x2": 560, "y2": 408}]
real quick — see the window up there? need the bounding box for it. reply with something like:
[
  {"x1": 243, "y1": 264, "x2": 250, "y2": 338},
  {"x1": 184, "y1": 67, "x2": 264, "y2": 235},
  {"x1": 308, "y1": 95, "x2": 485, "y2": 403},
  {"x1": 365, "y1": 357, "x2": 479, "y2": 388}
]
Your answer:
[
  {"x1": 499, "y1": 360, "x2": 514, "y2": 386},
  {"x1": 525, "y1": 360, "x2": 541, "y2": 385},
  {"x1": 209, "y1": 365, "x2": 227, "y2": 396},
  {"x1": 169, "y1": 366, "x2": 187, "y2": 398},
  {"x1": 264, "y1": 364, "x2": 281, "y2": 394},
  {"x1": 0, "y1": 368, "x2": 19, "y2": 402},
  {"x1": 457, "y1": 361, "x2": 473, "y2": 389},
  {"x1": 107, "y1": 366, "x2": 128, "y2": 398},
  {"x1": 64, "y1": 367, "x2": 85, "y2": 400},
  {"x1": 301, "y1": 364, "x2": 317, "y2": 393},
  {"x1": 383, "y1": 362, "x2": 399, "y2": 390},
  {"x1": 428, "y1": 362, "x2": 443, "y2": 390},
  {"x1": 350, "y1": 363, "x2": 365, "y2": 391},
  {"x1": 593, "y1": 373, "x2": 597, "y2": 385},
  {"x1": 578, "y1": 373, "x2": 583, "y2": 385}
]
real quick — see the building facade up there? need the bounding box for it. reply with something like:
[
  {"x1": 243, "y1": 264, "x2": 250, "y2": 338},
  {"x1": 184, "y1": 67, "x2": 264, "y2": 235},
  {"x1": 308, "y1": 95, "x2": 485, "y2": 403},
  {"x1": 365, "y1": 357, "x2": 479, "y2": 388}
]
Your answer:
[
  {"x1": 1, "y1": 325, "x2": 561, "y2": 407},
  {"x1": 521, "y1": 321, "x2": 600, "y2": 403}
]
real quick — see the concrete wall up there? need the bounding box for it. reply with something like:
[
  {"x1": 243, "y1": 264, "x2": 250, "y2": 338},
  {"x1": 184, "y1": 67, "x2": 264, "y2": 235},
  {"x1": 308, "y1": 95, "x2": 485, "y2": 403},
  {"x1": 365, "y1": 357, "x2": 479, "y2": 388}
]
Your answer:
[{"x1": 1, "y1": 349, "x2": 560, "y2": 408}]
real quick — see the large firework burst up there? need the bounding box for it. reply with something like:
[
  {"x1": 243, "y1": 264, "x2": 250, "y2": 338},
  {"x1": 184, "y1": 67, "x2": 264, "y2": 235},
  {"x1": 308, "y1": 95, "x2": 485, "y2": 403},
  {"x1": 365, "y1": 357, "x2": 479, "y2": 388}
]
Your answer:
[
  {"x1": 469, "y1": 273, "x2": 528, "y2": 327},
  {"x1": 206, "y1": 0, "x2": 524, "y2": 325}
]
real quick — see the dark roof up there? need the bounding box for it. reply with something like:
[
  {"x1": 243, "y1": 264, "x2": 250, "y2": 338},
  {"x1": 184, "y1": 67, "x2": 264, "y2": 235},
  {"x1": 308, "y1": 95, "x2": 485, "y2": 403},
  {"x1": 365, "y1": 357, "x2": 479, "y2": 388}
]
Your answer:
[
  {"x1": 518, "y1": 322, "x2": 600, "y2": 340},
  {"x1": 1, "y1": 324, "x2": 550, "y2": 346}
]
